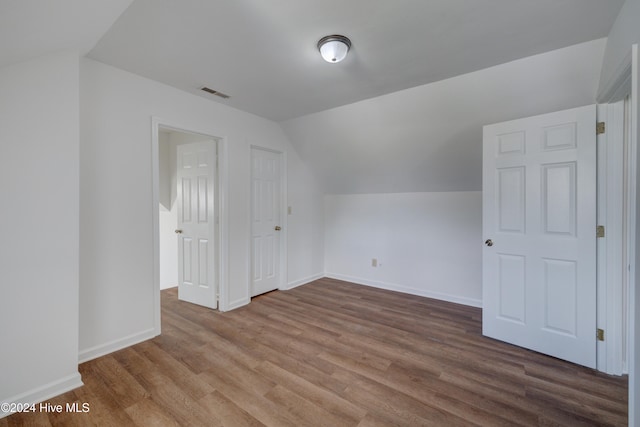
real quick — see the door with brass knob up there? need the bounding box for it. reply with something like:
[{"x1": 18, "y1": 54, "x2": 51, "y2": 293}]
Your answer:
[
  {"x1": 250, "y1": 147, "x2": 283, "y2": 297},
  {"x1": 482, "y1": 104, "x2": 596, "y2": 369},
  {"x1": 175, "y1": 141, "x2": 218, "y2": 310}
]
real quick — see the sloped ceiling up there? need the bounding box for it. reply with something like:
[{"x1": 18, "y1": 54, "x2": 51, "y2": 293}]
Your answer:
[
  {"x1": 281, "y1": 39, "x2": 607, "y2": 194},
  {"x1": 1, "y1": 1, "x2": 624, "y2": 195},
  {"x1": 88, "y1": 0, "x2": 623, "y2": 122},
  {"x1": 0, "y1": 0, "x2": 134, "y2": 69}
]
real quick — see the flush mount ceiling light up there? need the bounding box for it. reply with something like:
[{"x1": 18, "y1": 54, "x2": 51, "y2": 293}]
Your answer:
[{"x1": 317, "y1": 35, "x2": 351, "y2": 63}]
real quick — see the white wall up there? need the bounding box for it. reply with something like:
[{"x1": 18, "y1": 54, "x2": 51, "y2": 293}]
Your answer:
[
  {"x1": 79, "y1": 58, "x2": 324, "y2": 361},
  {"x1": 285, "y1": 155, "x2": 325, "y2": 288},
  {"x1": 158, "y1": 131, "x2": 172, "y2": 210},
  {"x1": 288, "y1": 39, "x2": 606, "y2": 310},
  {"x1": 158, "y1": 131, "x2": 177, "y2": 290},
  {"x1": 282, "y1": 39, "x2": 606, "y2": 195},
  {"x1": 0, "y1": 52, "x2": 82, "y2": 413},
  {"x1": 325, "y1": 192, "x2": 482, "y2": 306},
  {"x1": 159, "y1": 206, "x2": 178, "y2": 290}
]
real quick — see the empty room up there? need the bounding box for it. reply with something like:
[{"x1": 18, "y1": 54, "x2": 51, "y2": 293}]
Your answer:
[{"x1": 1, "y1": 0, "x2": 640, "y2": 425}]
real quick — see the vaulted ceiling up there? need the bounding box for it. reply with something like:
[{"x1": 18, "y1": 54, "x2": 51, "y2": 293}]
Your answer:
[
  {"x1": 1, "y1": 0, "x2": 627, "y2": 194},
  {"x1": 88, "y1": 0, "x2": 624, "y2": 121},
  {"x1": 0, "y1": 0, "x2": 134, "y2": 69},
  {"x1": 281, "y1": 39, "x2": 607, "y2": 193}
]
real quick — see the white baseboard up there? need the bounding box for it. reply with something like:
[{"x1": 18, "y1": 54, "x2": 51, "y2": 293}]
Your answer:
[
  {"x1": 324, "y1": 272, "x2": 482, "y2": 308},
  {"x1": 78, "y1": 328, "x2": 157, "y2": 364},
  {"x1": 283, "y1": 273, "x2": 324, "y2": 290},
  {"x1": 0, "y1": 372, "x2": 83, "y2": 419}
]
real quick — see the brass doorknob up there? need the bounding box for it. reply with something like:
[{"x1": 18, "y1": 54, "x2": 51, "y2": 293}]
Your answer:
[
  {"x1": 275, "y1": 226, "x2": 282, "y2": 231},
  {"x1": 175, "y1": 229, "x2": 183, "y2": 234},
  {"x1": 485, "y1": 239, "x2": 493, "y2": 247}
]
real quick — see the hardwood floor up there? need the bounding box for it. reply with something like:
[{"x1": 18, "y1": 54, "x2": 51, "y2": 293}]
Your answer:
[{"x1": 2, "y1": 278, "x2": 628, "y2": 426}]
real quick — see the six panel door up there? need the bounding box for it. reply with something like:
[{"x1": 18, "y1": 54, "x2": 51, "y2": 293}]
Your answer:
[
  {"x1": 482, "y1": 105, "x2": 597, "y2": 368},
  {"x1": 177, "y1": 141, "x2": 217, "y2": 309},
  {"x1": 250, "y1": 147, "x2": 282, "y2": 297}
]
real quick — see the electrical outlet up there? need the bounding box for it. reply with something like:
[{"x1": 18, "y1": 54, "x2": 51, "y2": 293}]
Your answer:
[
  {"x1": 288, "y1": 206, "x2": 292, "y2": 215},
  {"x1": 372, "y1": 258, "x2": 378, "y2": 267}
]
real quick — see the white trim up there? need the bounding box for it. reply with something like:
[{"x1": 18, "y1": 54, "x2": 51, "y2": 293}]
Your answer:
[
  {"x1": 245, "y1": 141, "x2": 253, "y2": 301},
  {"x1": 623, "y1": 95, "x2": 632, "y2": 375},
  {"x1": 628, "y1": 43, "x2": 639, "y2": 427},
  {"x1": 596, "y1": 103, "x2": 607, "y2": 373},
  {"x1": 281, "y1": 150, "x2": 289, "y2": 291},
  {"x1": 78, "y1": 328, "x2": 156, "y2": 363},
  {"x1": 598, "y1": 44, "x2": 638, "y2": 425},
  {"x1": 151, "y1": 117, "x2": 161, "y2": 336},
  {"x1": 324, "y1": 272, "x2": 482, "y2": 308},
  {"x1": 285, "y1": 273, "x2": 324, "y2": 290},
  {"x1": 610, "y1": 99, "x2": 627, "y2": 375},
  {"x1": 596, "y1": 101, "x2": 627, "y2": 375},
  {"x1": 217, "y1": 138, "x2": 230, "y2": 311},
  {"x1": 0, "y1": 373, "x2": 83, "y2": 419},
  {"x1": 150, "y1": 117, "x2": 230, "y2": 318},
  {"x1": 248, "y1": 144, "x2": 254, "y2": 298}
]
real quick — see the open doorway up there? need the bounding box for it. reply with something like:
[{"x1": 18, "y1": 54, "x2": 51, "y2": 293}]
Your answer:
[
  {"x1": 158, "y1": 128, "x2": 219, "y2": 309},
  {"x1": 152, "y1": 118, "x2": 229, "y2": 335}
]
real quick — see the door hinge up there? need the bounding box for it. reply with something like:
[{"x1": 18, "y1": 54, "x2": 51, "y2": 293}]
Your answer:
[
  {"x1": 596, "y1": 122, "x2": 605, "y2": 135},
  {"x1": 596, "y1": 225, "x2": 605, "y2": 238},
  {"x1": 597, "y1": 328, "x2": 605, "y2": 341}
]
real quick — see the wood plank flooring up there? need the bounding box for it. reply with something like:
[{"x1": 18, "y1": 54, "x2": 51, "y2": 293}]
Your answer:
[{"x1": 2, "y1": 278, "x2": 628, "y2": 426}]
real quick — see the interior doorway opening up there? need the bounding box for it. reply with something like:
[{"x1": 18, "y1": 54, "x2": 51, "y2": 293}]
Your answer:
[
  {"x1": 152, "y1": 118, "x2": 229, "y2": 335},
  {"x1": 158, "y1": 129, "x2": 219, "y2": 307}
]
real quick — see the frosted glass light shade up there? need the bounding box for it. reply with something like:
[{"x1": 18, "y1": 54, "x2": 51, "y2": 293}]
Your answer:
[{"x1": 318, "y1": 35, "x2": 351, "y2": 63}]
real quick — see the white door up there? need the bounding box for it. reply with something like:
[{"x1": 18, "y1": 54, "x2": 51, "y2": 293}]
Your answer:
[
  {"x1": 177, "y1": 142, "x2": 217, "y2": 309},
  {"x1": 483, "y1": 105, "x2": 596, "y2": 368},
  {"x1": 251, "y1": 147, "x2": 282, "y2": 297}
]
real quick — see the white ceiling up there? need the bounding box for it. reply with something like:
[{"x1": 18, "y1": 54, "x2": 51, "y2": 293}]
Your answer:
[
  {"x1": 0, "y1": 0, "x2": 134, "y2": 69},
  {"x1": 281, "y1": 39, "x2": 607, "y2": 194},
  {"x1": 88, "y1": 0, "x2": 624, "y2": 121},
  {"x1": 1, "y1": 1, "x2": 626, "y2": 195}
]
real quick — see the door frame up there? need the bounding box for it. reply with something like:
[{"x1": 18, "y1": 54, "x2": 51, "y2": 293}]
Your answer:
[
  {"x1": 596, "y1": 101, "x2": 627, "y2": 375},
  {"x1": 248, "y1": 145, "x2": 288, "y2": 296},
  {"x1": 597, "y1": 43, "x2": 638, "y2": 424},
  {"x1": 151, "y1": 116, "x2": 230, "y2": 335}
]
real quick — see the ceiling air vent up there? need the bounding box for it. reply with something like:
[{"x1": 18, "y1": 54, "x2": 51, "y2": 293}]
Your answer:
[{"x1": 201, "y1": 87, "x2": 230, "y2": 99}]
